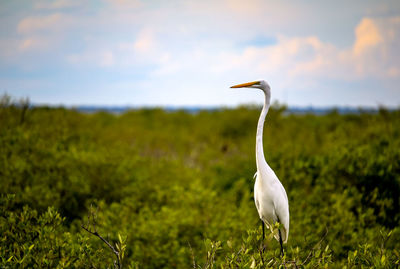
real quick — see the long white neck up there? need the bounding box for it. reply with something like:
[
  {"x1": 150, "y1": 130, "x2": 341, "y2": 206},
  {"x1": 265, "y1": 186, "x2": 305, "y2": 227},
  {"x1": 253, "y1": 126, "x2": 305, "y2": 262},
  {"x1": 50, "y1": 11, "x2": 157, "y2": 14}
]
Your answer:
[{"x1": 256, "y1": 92, "x2": 270, "y2": 171}]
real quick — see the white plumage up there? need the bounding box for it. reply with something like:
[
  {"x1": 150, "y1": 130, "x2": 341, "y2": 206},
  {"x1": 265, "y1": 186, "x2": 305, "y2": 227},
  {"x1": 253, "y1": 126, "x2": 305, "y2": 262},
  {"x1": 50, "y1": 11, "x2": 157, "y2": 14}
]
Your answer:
[{"x1": 231, "y1": 80, "x2": 289, "y2": 255}]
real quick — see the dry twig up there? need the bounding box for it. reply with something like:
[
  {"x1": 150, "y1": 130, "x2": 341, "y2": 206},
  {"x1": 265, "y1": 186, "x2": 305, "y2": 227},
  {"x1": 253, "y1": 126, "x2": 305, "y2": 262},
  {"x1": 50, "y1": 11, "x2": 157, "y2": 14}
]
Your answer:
[
  {"x1": 81, "y1": 205, "x2": 123, "y2": 269},
  {"x1": 301, "y1": 227, "x2": 329, "y2": 266}
]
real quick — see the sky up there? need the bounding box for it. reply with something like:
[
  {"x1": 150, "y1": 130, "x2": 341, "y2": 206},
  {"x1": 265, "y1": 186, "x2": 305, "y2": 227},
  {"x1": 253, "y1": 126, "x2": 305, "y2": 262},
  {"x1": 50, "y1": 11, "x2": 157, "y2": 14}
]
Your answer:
[{"x1": 1, "y1": 0, "x2": 400, "y2": 107}]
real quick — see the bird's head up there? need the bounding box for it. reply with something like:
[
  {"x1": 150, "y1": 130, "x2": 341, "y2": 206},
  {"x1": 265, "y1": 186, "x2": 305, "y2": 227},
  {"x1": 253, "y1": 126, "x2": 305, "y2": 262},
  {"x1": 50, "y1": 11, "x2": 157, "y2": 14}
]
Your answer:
[{"x1": 230, "y1": 80, "x2": 271, "y2": 98}]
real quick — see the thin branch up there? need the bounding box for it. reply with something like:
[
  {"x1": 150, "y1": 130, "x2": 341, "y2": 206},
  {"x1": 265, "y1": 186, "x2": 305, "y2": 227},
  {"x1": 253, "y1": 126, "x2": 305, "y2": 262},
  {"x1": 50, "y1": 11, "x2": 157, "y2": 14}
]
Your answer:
[
  {"x1": 302, "y1": 227, "x2": 329, "y2": 266},
  {"x1": 258, "y1": 244, "x2": 265, "y2": 266},
  {"x1": 187, "y1": 241, "x2": 197, "y2": 269},
  {"x1": 81, "y1": 225, "x2": 120, "y2": 259},
  {"x1": 81, "y1": 205, "x2": 122, "y2": 269}
]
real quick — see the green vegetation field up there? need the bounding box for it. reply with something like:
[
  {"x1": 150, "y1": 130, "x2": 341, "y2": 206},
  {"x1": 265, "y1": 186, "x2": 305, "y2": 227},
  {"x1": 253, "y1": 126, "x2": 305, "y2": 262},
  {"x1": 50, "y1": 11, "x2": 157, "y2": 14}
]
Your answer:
[{"x1": 1, "y1": 98, "x2": 400, "y2": 268}]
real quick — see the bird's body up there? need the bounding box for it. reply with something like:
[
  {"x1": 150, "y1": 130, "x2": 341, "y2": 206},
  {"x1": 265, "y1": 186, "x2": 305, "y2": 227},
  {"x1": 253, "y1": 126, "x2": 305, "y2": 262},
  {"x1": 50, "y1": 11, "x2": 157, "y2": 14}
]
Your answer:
[
  {"x1": 231, "y1": 80, "x2": 289, "y2": 254},
  {"x1": 254, "y1": 167, "x2": 289, "y2": 243}
]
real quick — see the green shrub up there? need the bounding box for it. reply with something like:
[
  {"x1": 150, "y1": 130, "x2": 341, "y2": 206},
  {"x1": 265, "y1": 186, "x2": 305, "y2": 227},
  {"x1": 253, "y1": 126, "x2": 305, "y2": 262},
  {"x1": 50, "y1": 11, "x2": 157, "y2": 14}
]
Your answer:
[{"x1": 1, "y1": 101, "x2": 399, "y2": 267}]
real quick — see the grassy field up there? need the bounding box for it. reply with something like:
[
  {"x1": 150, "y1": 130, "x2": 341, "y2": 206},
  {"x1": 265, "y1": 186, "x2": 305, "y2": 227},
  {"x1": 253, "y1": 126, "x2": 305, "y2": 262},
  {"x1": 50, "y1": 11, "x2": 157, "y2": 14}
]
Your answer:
[{"x1": 1, "y1": 99, "x2": 400, "y2": 268}]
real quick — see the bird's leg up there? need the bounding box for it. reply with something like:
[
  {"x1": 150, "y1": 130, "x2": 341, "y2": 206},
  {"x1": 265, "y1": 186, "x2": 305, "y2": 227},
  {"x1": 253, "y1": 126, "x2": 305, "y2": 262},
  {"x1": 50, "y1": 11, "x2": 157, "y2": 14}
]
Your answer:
[
  {"x1": 279, "y1": 229, "x2": 284, "y2": 257},
  {"x1": 259, "y1": 220, "x2": 266, "y2": 265},
  {"x1": 262, "y1": 220, "x2": 265, "y2": 240}
]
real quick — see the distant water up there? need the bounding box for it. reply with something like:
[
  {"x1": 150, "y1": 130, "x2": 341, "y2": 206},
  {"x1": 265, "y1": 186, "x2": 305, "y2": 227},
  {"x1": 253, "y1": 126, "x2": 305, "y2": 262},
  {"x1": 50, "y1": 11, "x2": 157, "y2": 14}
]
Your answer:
[
  {"x1": 68, "y1": 105, "x2": 381, "y2": 115},
  {"x1": 71, "y1": 105, "x2": 214, "y2": 114}
]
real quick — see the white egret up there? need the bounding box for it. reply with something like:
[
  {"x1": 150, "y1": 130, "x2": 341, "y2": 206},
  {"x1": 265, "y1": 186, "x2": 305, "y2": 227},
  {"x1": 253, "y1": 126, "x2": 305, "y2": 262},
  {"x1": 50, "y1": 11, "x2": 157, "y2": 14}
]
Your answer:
[{"x1": 231, "y1": 80, "x2": 289, "y2": 256}]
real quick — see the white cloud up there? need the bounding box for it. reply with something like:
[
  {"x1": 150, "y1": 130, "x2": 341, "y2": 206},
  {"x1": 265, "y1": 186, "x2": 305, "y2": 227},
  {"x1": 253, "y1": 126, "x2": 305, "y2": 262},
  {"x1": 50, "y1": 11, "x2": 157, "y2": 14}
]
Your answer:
[
  {"x1": 133, "y1": 28, "x2": 156, "y2": 53},
  {"x1": 99, "y1": 51, "x2": 115, "y2": 67},
  {"x1": 353, "y1": 18, "x2": 383, "y2": 56},
  {"x1": 2, "y1": 0, "x2": 400, "y2": 106},
  {"x1": 18, "y1": 37, "x2": 51, "y2": 51},
  {"x1": 212, "y1": 16, "x2": 400, "y2": 82},
  {"x1": 105, "y1": 0, "x2": 142, "y2": 9},
  {"x1": 34, "y1": 0, "x2": 83, "y2": 10},
  {"x1": 15, "y1": 12, "x2": 74, "y2": 54},
  {"x1": 138, "y1": 15, "x2": 400, "y2": 106},
  {"x1": 17, "y1": 13, "x2": 69, "y2": 33},
  {"x1": 352, "y1": 17, "x2": 400, "y2": 78},
  {"x1": 66, "y1": 50, "x2": 116, "y2": 67}
]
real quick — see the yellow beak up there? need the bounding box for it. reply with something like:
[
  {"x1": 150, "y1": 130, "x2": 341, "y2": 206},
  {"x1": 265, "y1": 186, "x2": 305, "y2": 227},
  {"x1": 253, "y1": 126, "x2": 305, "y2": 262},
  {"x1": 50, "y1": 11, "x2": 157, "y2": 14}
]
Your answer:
[{"x1": 230, "y1": 81, "x2": 260, "y2": 88}]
